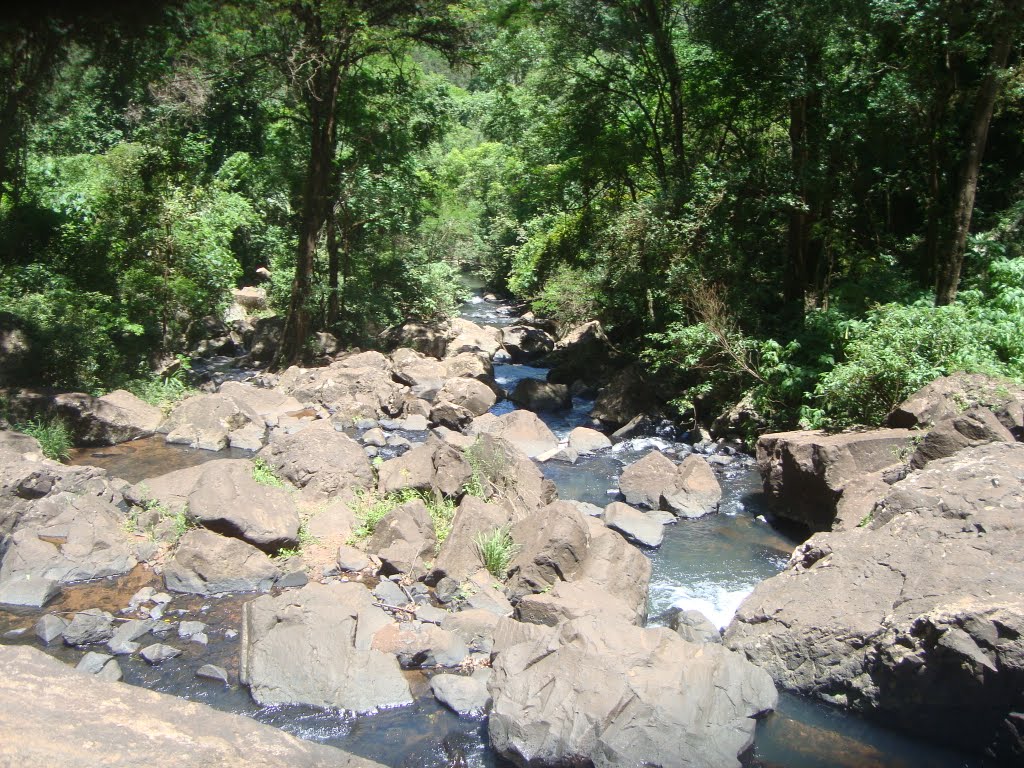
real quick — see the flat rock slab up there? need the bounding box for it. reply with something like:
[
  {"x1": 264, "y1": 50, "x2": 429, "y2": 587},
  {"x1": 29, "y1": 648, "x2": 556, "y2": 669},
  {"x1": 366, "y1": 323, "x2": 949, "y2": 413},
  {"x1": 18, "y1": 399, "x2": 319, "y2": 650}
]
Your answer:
[
  {"x1": 602, "y1": 502, "x2": 664, "y2": 548},
  {"x1": 431, "y1": 673, "x2": 490, "y2": 715},
  {"x1": 0, "y1": 646, "x2": 386, "y2": 768}
]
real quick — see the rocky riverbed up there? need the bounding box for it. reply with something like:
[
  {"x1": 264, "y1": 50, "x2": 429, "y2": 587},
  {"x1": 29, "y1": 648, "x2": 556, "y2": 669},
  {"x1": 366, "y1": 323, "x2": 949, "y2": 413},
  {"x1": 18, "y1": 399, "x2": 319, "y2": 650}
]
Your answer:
[{"x1": 1, "y1": 287, "x2": 1018, "y2": 766}]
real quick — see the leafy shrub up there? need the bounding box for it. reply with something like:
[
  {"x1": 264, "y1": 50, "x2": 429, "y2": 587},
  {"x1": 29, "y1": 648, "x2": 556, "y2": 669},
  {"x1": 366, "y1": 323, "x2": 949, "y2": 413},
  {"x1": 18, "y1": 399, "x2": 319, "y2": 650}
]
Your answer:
[
  {"x1": 475, "y1": 526, "x2": 519, "y2": 579},
  {"x1": 808, "y1": 302, "x2": 1005, "y2": 428},
  {"x1": 532, "y1": 263, "x2": 603, "y2": 329},
  {"x1": 126, "y1": 357, "x2": 196, "y2": 412}
]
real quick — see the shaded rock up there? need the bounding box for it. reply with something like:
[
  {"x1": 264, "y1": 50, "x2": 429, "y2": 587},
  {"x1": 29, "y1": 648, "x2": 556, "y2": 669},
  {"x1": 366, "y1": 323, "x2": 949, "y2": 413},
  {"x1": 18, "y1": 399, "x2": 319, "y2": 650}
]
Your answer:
[
  {"x1": 337, "y1": 544, "x2": 372, "y2": 573},
  {"x1": 577, "y1": 518, "x2": 651, "y2": 626},
  {"x1": 489, "y1": 616, "x2": 777, "y2": 768},
  {"x1": 76, "y1": 651, "x2": 114, "y2": 675},
  {"x1": 232, "y1": 285, "x2": 267, "y2": 309},
  {"x1": 618, "y1": 450, "x2": 676, "y2": 509},
  {"x1": 381, "y1": 319, "x2": 450, "y2": 359},
  {"x1": 164, "y1": 529, "x2": 281, "y2": 595},
  {"x1": 62, "y1": 609, "x2": 115, "y2": 646},
  {"x1": 507, "y1": 502, "x2": 590, "y2": 598},
  {"x1": 756, "y1": 428, "x2": 916, "y2": 531},
  {"x1": 470, "y1": 410, "x2": 558, "y2": 459},
  {"x1": 372, "y1": 579, "x2": 409, "y2": 609},
  {"x1": 429, "y1": 400, "x2": 475, "y2": 431},
  {"x1": 178, "y1": 621, "x2": 206, "y2": 640},
  {"x1": 107, "y1": 618, "x2": 154, "y2": 655},
  {"x1": 258, "y1": 420, "x2": 373, "y2": 499},
  {"x1": 500, "y1": 325, "x2": 555, "y2": 362},
  {"x1": 364, "y1": 500, "x2": 436, "y2": 578},
  {"x1": 509, "y1": 379, "x2": 570, "y2": 412},
  {"x1": 602, "y1": 501, "x2": 664, "y2": 548},
  {"x1": 725, "y1": 442, "x2": 1024, "y2": 761},
  {"x1": 77, "y1": 390, "x2": 164, "y2": 445},
  {"x1": 187, "y1": 461, "x2": 300, "y2": 551},
  {"x1": 431, "y1": 674, "x2": 491, "y2": 716},
  {"x1": 544, "y1": 321, "x2": 616, "y2": 385},
  {"x1": 240, "y1": 582, "x2": 411, "y2": 713},
  {"x1": 0, "y1": 646, "x2": 379, "y2": 767},
  {"x1": 141, "y1": 643, "x2": 182, "y2": 664},
  {"x1": 567, "y1": 427, "x2": 612, "y2": 454},
  {"x1": 249, "y1": 315, "x2": 284, "y2": 363},
  {"x1": 590, "y1": 364, "x2": 661, "y2": 429}
]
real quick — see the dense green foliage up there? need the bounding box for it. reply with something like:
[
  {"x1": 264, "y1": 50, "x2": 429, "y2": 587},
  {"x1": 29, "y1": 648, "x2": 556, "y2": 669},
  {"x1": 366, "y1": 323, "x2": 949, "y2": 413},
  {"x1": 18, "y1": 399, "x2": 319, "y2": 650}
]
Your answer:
[{"x1": 1, "y1": 0, "x2": 1022, "y2": 429}]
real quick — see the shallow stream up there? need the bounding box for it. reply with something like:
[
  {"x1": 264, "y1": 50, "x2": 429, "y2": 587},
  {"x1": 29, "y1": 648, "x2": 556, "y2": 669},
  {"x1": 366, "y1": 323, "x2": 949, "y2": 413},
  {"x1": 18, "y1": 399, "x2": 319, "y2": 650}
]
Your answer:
[{"x1": 0, "y1": 287, "x2": 993, "y2": 767}]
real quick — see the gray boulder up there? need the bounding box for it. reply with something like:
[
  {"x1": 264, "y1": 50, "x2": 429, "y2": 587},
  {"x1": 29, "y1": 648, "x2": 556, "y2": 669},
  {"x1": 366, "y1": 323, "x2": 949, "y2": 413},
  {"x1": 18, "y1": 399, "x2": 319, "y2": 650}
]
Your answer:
[
  {"x1": 445, "y1": 318, "x2": 503, "y2": 358},
  {"x1": 430, "y1": 496, "x2": 512, "y2": 584},
  {"x1": 602, "y1": 501, "x2": 665, "y2": 548},
  {"x1": 669, "y1": 609, "x2": 722, "y2": 644},
  {"x1": 725, "y1": 441, "x2": 1024, "y2": 761},
  {"x1": 489, "y1": 616, "x2": 777, "y2": 768},
  {"x1": 619, "y1": 451, "x2": 722, "y2": 518},
  {"x1": 364, "y1": 499, "x2": 436, "y2": 578},
  {"x1": 370, "y1": 621, "x2": 469, "y2": 668},
  {"x1": 240, "y1": 582, "x2": 412, "y2": 713},
  {"x1": 507, "y1": 502, "x2": 591, "y2": 598},
  {"x1": 567, "y1": 427, "x2": 612, "y2": 454},
  {"x1": 0, "y1": 645, "x2": 382, "y2": 768},
  {"x1": 888, "y1": 373, "x2": 1024, "y2": 436},
  {"x1": 162, "y1": 392, "x2": 265, "y2": 451},
  {"x1": 187, "y1": 461, "x2": 300, "y2": 551},
  {"x1": 435, "y1": 378, "x2": 497, "y2": 417},
  {"x1": 516, "y1": 579, "x2": 641, "y2": 628},
  {"x1": 62, "y1": 609, "x2": 115, "y2": 646},
  {"x1": 381, "y1": 319, "x2": 450, "y2": 359},
  {"x1": 257, "y1": 420, "x2": 373, "y2": 500},
  {"x1": 164, "y1": 529, "x2": 281, "y2": 595},
  {"x1": 470, "y1": 410, "x2": 558, "y2": 459},
  {"x1": 431, "y1": 673, "x2": 491, "y2": 715},
  {"x1": 461, "y1": 435, "x2": 557, "y2": 519},
  {"x1": 757, "y1": 428, "x2": 915, "y2": 531},
  {"x1": 909, "y1": 406, "x2": 1015, "y2": 468},
  {"x1": 390, "y1": 348, "x2": 446, "y2": 400},
  {"x1": 500, "y1": 325, "x2": 555, "y2": 362},
  {"x1": 544, "y1": 321, "x2": 616, "y2": 385}
]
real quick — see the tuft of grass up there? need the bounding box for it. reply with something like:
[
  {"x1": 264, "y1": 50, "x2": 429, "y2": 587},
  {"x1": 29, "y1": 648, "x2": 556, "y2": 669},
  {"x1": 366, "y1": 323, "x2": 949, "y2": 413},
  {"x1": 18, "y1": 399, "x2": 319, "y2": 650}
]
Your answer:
[
  {"x1": 16, "y1": 416, "x2": 73, "y2": 462},
  {"x1": 475, "y1": 526, "x2": 519, "y2": 580},
  {"x1": 428, "y1": 495, "x2": 457, "y2": 552},
  {"x1": 252, "y1": 458, "x2": 286, "y2": 488},
  {"x1": 126, "y1": 358, "x2": 197, "y2": 414},
  {"x1": 348, "y1": 487, "x2": 456, "y2": 546}
]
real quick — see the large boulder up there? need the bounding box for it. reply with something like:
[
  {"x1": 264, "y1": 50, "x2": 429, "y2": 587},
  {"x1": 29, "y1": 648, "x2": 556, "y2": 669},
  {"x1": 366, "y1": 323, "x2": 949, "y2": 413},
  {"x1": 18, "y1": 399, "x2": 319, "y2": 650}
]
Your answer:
[
  {"x1": 756, "y1": 428, "x2": 916, "y2": 531},
  {"x1": 443, "y1": 352, "x2": 496, "y2": 388},
  {"x1": 590, "y1": 364, "x2": 661, "y2": 429},
  {"x1": 500, "y1": 325, "x2": 555, "y2": 362},
  {"x1": 161, "y1": 393, "x2": 265, "y2": 452},
  {"x1": 429, "y1": 496, "x2": 513, "y2": 584},
  {"x1": 566, "y1": 427, "x2": 612, "y2": 454},
  {"x1": 390, "y1": 348, "x2": 446, "y2": 400},
  {"x1": 186, "y1": 461, "x2": 300, "y2": 551},
  {"x1": 0, "y1": 488, "x2": 137, "y2": 601},
  {"x1": 516, "y1": 579, "x2": 640, "y2": 628},
  {"x1": 249, "y1": 315, "x2": 284, "y2": 363},
  {"x1": 470, "y1": 410, "x2": 558, "y2": 459},
  {"x1": 462, "y1": 434, "x2": 557, "y2": 519},
  {"x1": 577, "y1": 518, "x2": 651, "y2": 626},
  {"x1": 276, "y1": 354, "x2": 402, "y2": 421},
  {"x1": 446, "y1": 318, "x2": 502, "y2": 359},
  {"x1": 887, "y1": 373, "x2": 1024, "y2": 437},
  {"x1": 381, "y1": 319, "x2": 450, "y2": 359},
  {"x1": 364, "y1": 499, "x2": 437, "y2": 578},
  {"x1": 376, "y1": 439, "x2": 472, "y2": 499},
  {"x1": 489, "y1": 616, "x2": 777, "y2": 768},
  {"x1": 217, "y1": 381, "x2": 305, "y2": 426},
  {"x1": 507, "y1": 501, "x2": 591, "y2": 598},
  {"x1": 257, "y1": 420, "x2": 373, "y2": 500},
  {"x1": 602, "y1": 501, "x2": 664, "y2": 548},
  {"x1": 5, "y1": 389, "x2": 163, "y2": 446},
  {"x1": 0, "y1": 646, "x2": 385, "y2": 768},
  {"x1": 164, "y1": 529, "x2": 281, "y2": 595},
  {"x1": 619, "y1": 451, "x2": 722, "y2": 518},
  {"x1": 239, "y1": 582, "x2": 411, "y2": 713},
  {"x1": 435, "y1": 377, "x2": 497, "y2": 417},
  {"x1": 725, "y1": 442, "x2": 1024, "y2": 761}
]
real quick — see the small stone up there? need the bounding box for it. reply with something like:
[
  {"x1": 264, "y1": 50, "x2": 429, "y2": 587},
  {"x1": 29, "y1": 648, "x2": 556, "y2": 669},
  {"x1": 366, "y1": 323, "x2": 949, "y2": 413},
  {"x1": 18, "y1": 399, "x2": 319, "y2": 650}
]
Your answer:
[
  {"x1": 224, "y1": 629, "x2": 238, "y2": 640},
  {"x1": 177, "y1": 621, "x2": 206, "y2": 639},
  {"x1": 430, "y1": 673, "x2": 491, "y2": 716},
  {"x1": 76, "y1": 652, "x2": 114, "y2": 675},
  {"x1": 140, "y1": 643, "x2": 182, "y2": 665},
  {"x1": 128, "y1": 586, "x2": 156, "y2": 609},
  {"x1": 191, "y1": 632, "x2": 209, "y2": 645},
  {"x1": 416, "y1": 605, "x2": 448, "y2": 625},
  {"x1": 148, "y1": 604, "x2": 165, "y2": 620},
  {"x1": 63, "y1": 610, "x2": 116, "y2": 646},
  {"x1": 403, "y1": 414, "x2": 429, "y2": 431},
  {"x1": 363, "y1": 428, "x2": 387, "y2": 447},
  {"x1": 96, "y1": 658, "x2": 123, "y2": 682},
  {"x1": 151, "y1": 592, "x2": 173, "y2": 605},
  {"x1": 34, "y1": 614, "x2": 68, "y2": 645},
  {"x1": 435, "y1": 577, "x2": 460, "y2": 604},
  {"x1": 337, "y1": 544, "x2": 372, "y2": 572},
  {"x1": 2, "y1": 627, "x2": 27, "y2": 640},
  {"x1": 276, "y1": 567, "x2": 309, "y2": 589},
  {"x1": 196, "y1": 664, "x2": 230, "y2": 685},
  {"x1": 373, "y1": 579, "x2": 408, "y2": 608}
]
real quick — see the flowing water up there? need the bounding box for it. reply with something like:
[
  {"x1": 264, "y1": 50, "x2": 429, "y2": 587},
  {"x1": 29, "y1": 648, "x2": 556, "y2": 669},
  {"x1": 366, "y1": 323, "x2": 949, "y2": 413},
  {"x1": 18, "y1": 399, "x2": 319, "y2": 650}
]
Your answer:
[{"x1": 0, "y1": 284, "x2": 993, "y2": 767}]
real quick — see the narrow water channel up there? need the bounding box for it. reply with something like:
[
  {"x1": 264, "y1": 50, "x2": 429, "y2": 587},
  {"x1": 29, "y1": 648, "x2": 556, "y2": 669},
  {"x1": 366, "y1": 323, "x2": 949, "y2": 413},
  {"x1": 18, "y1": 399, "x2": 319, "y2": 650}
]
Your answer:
[{"x1": 0, "y1": 285, "x2": 993, "y2": 767}]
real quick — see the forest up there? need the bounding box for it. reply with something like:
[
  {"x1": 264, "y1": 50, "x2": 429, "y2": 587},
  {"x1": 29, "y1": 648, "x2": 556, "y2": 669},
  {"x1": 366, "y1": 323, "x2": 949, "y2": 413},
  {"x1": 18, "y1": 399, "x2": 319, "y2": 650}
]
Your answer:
[{"x1": 2, "y1": 0, "x2": 1023, "y2": 433}]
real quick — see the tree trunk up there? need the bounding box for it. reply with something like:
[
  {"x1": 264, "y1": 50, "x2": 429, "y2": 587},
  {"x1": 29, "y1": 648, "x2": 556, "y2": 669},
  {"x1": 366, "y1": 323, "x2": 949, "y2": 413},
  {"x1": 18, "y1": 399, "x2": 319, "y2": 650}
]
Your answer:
[
  {"x1": 326, "y1": 210, "x2": 339, "y2": 329},
  {"x1": 934, "y1": 32, "x2": 1012, "y2": 306}
]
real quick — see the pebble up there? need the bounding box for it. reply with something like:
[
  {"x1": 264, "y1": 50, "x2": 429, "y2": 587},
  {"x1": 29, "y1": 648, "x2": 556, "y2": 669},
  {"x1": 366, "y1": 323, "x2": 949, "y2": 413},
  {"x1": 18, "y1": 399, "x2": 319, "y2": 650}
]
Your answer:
[
  {"x1": 140, "y1": 643, "x2": 182, "y2": 665},
  {"x1": 195, "y1": 664, "x2": 230, "y2": 685}
]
